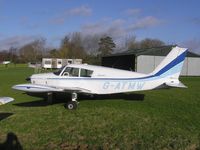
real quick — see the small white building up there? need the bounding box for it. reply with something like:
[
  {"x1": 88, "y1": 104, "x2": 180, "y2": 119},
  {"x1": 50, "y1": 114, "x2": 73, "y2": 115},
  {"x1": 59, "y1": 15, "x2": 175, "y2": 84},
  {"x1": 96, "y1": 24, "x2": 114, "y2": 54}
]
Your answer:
[{"x1": 42, "y1": 58, "x2": 82, "y2": 69}]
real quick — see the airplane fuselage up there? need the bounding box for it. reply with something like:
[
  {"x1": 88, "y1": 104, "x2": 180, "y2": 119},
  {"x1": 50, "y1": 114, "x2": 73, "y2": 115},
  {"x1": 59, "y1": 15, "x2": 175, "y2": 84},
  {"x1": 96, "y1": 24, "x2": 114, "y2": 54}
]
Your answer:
[{"x1": 29, "y1": 65, "x2": 178, "y2": 95}]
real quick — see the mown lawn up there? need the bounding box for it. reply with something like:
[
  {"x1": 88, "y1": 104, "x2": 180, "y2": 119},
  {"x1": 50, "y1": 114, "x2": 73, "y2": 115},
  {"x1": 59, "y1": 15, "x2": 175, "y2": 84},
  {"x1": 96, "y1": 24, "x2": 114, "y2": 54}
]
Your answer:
[{"x1": 0, "y1": 66, "x2": 200, "y2": 149}]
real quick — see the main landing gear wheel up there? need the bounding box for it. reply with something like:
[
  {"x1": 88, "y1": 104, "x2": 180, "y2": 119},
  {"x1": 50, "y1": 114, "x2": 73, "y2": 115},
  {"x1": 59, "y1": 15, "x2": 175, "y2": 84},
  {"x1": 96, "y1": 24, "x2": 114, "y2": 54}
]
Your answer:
[
  {"x1": 65, "y1": 92, "x2": 78, "y2": 110},
  {"x1": 65, "y1": 101, "x2": 77, "y2": 110}
]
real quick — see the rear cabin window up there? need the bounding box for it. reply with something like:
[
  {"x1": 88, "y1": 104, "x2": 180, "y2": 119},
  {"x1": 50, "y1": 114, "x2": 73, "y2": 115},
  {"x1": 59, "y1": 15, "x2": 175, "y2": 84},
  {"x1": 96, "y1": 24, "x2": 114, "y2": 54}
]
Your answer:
[
  {"x1": 80, "y1": 69, "x2": 93, "y2": 77},
  {"x1": 71, "y1": 68, "x2": 79, "y2": 77}
]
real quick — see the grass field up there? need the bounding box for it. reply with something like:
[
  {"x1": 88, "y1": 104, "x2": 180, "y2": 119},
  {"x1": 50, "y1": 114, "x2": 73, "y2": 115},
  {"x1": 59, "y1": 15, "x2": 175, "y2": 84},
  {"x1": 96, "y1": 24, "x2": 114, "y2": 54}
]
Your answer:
[{"x1": 0, "y1": 66, "x2": 200, "y2": 149}]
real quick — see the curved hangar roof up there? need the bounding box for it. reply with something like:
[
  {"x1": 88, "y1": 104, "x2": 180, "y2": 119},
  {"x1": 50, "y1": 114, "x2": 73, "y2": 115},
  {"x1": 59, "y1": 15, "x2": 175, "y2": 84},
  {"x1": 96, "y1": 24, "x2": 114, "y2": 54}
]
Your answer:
[{"x1": 103, "y1": 45, "x2": 200, "y2": 57}]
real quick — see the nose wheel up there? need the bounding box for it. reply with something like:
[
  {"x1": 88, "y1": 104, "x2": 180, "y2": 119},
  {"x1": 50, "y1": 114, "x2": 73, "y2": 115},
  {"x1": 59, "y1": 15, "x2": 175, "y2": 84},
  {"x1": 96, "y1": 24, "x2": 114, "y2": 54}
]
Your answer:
[{"x1": 65, "y1": 92, "x2": 78, "y2": 110}]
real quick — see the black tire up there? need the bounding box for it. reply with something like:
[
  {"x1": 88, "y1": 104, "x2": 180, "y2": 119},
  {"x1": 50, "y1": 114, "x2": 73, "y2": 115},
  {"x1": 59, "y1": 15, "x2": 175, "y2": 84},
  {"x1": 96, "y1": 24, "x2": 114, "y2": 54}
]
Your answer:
[{"x1": 65, "y1": 101, "x2": 77, "y2": 110}]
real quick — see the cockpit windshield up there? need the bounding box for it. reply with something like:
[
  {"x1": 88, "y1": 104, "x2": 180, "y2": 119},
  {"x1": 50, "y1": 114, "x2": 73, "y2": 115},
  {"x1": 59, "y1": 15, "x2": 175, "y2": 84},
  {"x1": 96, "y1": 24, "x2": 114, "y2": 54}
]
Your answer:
[
  {"x1": 62, "y1": 67, "x2": 79, "y2": 77},
  {"x1": 53, "y1": 66, "x2": 65, "y2": 75}
]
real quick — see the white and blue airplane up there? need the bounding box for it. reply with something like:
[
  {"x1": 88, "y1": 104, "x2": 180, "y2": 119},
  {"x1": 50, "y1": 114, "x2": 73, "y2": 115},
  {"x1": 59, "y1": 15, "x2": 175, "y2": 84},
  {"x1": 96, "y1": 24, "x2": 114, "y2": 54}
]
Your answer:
[{"x1": 12, "y1": 46, "x2": 187, "y2": 109}]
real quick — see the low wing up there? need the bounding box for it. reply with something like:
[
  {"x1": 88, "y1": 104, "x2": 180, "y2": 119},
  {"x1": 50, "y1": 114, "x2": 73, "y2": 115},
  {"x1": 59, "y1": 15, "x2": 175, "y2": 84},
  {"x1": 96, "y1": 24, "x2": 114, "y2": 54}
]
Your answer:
[{"x1": 12, "y1": 84, "x2": 91, "y2": 93}]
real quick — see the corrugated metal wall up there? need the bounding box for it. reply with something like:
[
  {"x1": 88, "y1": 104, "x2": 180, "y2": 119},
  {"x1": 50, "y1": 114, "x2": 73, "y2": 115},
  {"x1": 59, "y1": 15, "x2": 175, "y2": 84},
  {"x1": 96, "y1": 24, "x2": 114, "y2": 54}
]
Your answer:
[
  {"x1": 137, "y1": 55, "x2": 200, "y2": 76},
  {"x1": 187, "y1": 58, "x2": 200, "y2": 76},
  {"x1": 137, "y1": 56, "x2": 155, "y2": 73}
]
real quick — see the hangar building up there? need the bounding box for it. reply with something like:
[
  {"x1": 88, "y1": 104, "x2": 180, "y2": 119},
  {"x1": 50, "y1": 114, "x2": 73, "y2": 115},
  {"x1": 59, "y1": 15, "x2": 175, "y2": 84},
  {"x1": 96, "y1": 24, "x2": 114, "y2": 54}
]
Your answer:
[{"x1": 101, "y1": 45, "x2": 200, "y2": 76}]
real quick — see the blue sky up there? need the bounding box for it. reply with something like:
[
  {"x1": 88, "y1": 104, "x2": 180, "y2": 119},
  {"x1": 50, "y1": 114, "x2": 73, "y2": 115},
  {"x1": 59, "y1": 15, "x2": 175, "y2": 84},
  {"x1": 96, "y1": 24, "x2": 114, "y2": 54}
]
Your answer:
[{"x1": 0, "y1": 0, "x2": 200, "y2": 53}]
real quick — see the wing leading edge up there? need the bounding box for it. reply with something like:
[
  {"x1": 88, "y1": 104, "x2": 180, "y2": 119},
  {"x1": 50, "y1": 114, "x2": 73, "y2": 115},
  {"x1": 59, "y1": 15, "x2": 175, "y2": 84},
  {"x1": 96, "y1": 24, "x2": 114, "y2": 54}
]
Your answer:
[{"x1": 12, "y1": 84, "x2": 91, "y2": 93}]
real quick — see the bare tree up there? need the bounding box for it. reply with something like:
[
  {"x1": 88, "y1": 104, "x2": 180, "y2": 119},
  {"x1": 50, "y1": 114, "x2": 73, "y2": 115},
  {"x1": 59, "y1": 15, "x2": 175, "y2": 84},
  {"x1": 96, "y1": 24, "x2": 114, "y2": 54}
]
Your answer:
[
  {"x1": 49, "y1": 49, "x2": 59, "y2": 58},
  {"x1": 59, "y1": 33, "x2": 86, "y2": 59},
  {"x1": 59, "y1": 36, "x2": 70, "y2": 58},
  {"x1": 19, "y1": 37, "x2": 46, "y2": 62},
  {"x1": 82, "y1": 34, "x2": 101, "y2": 55},
  {"x1": 8, "y1": 47, "x2": 18, "y2": 63},
  {"x1": 140, "y1": 38, "x2": 165, "y2": 49},
  {"x1": 125, "y1": 35, "x2": 140, "y2": 50},
  {"x1": 126, "y1": 37, "x2": 165, "y2": 50}
]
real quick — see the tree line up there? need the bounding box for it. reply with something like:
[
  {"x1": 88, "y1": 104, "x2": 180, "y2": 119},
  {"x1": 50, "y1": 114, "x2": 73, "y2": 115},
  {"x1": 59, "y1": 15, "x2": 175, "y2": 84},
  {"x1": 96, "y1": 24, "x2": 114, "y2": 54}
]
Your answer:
[{"x1": 0, "y1": 32, "x2": 165, "y2": 65}]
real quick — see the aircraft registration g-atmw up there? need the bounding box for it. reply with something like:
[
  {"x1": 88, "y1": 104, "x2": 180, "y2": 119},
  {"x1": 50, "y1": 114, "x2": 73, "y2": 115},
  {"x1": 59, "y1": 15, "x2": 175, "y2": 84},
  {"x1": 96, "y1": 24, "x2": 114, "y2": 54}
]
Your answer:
[{"x1": 12, "y1": 46, "x2": 188, "y2": 110}]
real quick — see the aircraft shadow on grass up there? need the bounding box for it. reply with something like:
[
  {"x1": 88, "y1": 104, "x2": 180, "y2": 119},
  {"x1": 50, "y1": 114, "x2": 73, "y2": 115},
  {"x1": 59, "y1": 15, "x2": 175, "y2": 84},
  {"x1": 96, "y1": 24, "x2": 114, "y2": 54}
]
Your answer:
[
  {"x1": 0, "y1": 113, "x2": 13, "y2": 121},
  {"x1": 14, "y1": 93, "x2": 145, "y2": 107},
  {"x1": 0, "y1": 132, "x2": 23, "y2": 150}
]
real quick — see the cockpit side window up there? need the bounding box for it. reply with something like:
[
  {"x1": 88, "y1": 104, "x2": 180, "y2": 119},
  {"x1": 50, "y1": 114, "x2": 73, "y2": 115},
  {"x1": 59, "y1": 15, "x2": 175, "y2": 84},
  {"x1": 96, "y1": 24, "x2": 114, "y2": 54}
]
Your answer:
[
  {"x1": 62, "y1": 67, "x2": 79, "y2": 77},
  {"x1": 80, "y1": 69, "x2": 93, "y2": 77}
]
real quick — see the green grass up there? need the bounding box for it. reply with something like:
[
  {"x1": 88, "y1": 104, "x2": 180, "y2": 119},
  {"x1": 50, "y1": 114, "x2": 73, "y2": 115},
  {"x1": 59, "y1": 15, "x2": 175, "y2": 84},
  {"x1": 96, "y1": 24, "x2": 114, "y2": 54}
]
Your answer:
[
  {"x1": 0, "y1": 63, "x2": 28, "y2": 68},
  {"x1": 0, "y1": 66, "x2": 200, "y2": 149}
]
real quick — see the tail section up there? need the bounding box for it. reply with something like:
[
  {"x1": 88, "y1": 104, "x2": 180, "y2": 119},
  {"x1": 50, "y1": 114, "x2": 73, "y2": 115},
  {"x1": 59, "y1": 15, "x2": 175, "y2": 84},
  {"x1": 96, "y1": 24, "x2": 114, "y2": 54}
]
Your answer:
[
  {"x1": 150, "y1": 46, "x2": 188, "y2": 88},
  {"x1": 151, "y1": 46, "x2": 187, "y2": 78}
]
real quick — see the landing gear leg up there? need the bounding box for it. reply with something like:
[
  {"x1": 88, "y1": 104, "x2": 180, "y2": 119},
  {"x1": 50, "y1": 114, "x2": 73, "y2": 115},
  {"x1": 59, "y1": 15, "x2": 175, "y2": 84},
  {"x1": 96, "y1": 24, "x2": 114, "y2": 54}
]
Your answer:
[
  {"x1": 72, "y1": 92, "x2": 78, "y2": 103},
  {"x1": 47, "y1": 92, "x2": 53, "y2": 104},
  {"x1": 65, "y1": 92, "x2": 78, "y2": 110}
]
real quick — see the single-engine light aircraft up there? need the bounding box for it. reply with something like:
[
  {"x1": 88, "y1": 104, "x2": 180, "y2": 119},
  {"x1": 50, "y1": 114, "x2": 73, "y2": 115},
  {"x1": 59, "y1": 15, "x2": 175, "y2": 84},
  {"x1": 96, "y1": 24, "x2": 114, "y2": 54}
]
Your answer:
[{"x1": 12, "y1": 46, "x2": 187, "y2": 109}]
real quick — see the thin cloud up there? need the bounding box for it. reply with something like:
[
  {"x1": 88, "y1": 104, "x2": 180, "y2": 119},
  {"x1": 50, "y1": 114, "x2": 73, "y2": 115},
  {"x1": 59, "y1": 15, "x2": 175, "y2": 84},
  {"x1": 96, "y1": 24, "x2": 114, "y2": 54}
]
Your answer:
[
  {"x1": 81, "y1": 16, "x2": 163, "y2": 39},
  {"x1": 49, "y1": 17, "x2": 65, "y2": 25},
  {"x1": 0, "y1": 33, "x2": 4, "y2": 39},
  {"x1": 128, "y1": 16, "x2": 163, "y2": 31},
  {"x1": 124, "y1": 8, "x2": 141, "y2": 16},
  {"x1": 192, "y1": 17, "x2": 200, "y2": 25},
  {"x1": 81, "y1": 19, "x2": 126, "y2": 38},
  {"x1": 0, "y1": 16, "x2": 7, "y2": 23},
  {"x1": 0, "y1": 35, "x2": 37, "y2": 50},
  {"x1": 181, "y1": 38, "x2": 200, "y2": 54},
  {"x1": 19, "y1": 16, "x2": 41, "y2": 30},
  {"x1": 49, "y1": 5, "x2": 92, "y2": 25},
  {"x1": 67, "y1": 5, "x2": 92, "y2": 16},
  {"x1": 20, "y1": 16, "x2": 29, "y2": 25}
]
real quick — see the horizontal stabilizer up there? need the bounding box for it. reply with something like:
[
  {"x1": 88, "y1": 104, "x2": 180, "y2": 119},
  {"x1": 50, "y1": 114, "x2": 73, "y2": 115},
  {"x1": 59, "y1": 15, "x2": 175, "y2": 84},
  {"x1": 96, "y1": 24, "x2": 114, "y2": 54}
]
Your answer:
[
  {"x1": 165, "y1": 82, "x2": 187, "y2": 88},
  {"x1": 0, "y1": 97, "x2": 14, "y2": 105}
]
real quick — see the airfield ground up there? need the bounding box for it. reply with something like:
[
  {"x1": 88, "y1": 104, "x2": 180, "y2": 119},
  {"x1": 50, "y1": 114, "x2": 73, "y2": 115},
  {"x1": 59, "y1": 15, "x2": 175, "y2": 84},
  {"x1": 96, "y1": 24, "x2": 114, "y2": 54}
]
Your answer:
[{"x1": 0, "y1": 65, "x2": 200, "y2": 149}]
